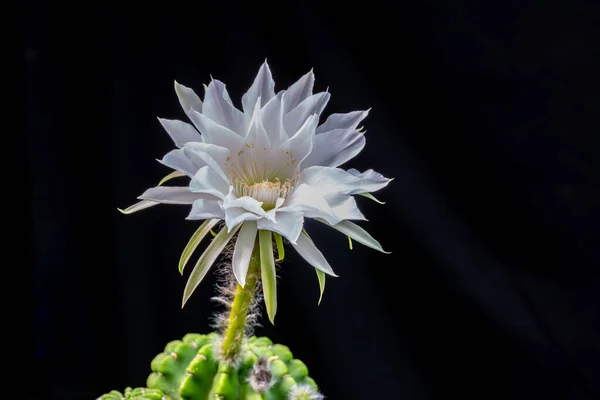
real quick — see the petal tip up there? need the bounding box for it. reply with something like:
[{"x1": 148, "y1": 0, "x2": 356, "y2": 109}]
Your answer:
[
  {"x1": 325, "y1": 269, "x2": 339, "y2": 278},
  {"x1": 174, "y1": 80, "x2": 188, "y2": 91}
]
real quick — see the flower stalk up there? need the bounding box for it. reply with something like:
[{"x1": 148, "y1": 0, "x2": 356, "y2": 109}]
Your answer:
[{"x1": 220, "y1": 241, "x2": 261, "y2": 362}]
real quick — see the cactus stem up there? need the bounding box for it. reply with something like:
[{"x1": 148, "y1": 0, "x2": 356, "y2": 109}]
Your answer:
[{"x1": 221, "y1": 242, "x2": 261, "y2": 363}]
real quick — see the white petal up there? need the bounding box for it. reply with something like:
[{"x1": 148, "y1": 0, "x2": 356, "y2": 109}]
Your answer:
[
  {"x1": 174, "y1": 81, "x2": 203, "y2": 114},
  {"x1": 316, "y1": 110, "x2": 369, "y2": 134},
  {"x1": 302, "y1": 128, "x2": 365, "y2": 168},
  {"x1": 158, "y1": 118, "x2": 202, "y2": 148},
  {"x1": 202, "y1": 79, "x2": 248, "y2": 134},
  {"x1": 261, "y1": 198, "x2": 285, "y2": 224},
  {"x1": 159, "y1": 148, "x2": 204, "y2": 177},
  {"x1": 256, "y1": 211, "x2": 304, "y2": 244},
  {"x1": 282, "y1": 69, "x2": 315, "y2": 114},
  {"x1": 278, "y1": 183, "x2": 337, "y2": 225},
  {"x1": 186, "y1": 198, "x2": 225, "y2": 220},
  {"x1": 301, "y1": 166, "x2": 392, "y2": 197},
  {"x1": 221, "y1": 188, "x2": 267, "y2": 230},
  {"x1": 187, "y1": 110, "x2": 244, "y2": 151},
  {"x1": 241, "y1": 61, "x2": 276, "y2": 114},
  {"x1": 279, "y1": 114, "x2": 318, "y2": 167},
  {"x1": 223, "y1": 191, "x2": 266, "y2": 216},
  {"x1": 189, "y1": 166, "x2": 229, "y2": 199},
  {"x1": 232, "y1": 220, "x2": 258, "y2": 286},
  {"x1": 320, "y1": 220, "x2": 390, "y2": 254},
  {"x1": 244, "y1": 99, "x2": 270, "y2": 149},
  {"x1": 224, "y1": 208, "x2": 262, "y2": 232},
  {"x1": 292, "y1": 231, "x2": 338, "y2": 277},
  {"x1": 346, "y1": 168, "x2": 393, "y2": 191},
  {"x1": 260, "y1": 91, "x2": 287, "y2": 145},
  {"x1": 118, "y1": 200, "x2": 158, "y2": 214},
  {"x1": 275, "y1": 197, "x2": 285, "y2": 208},
  {"x1": 138, "y1": 186, "x2": 208, "y2": 204},
  {"x1": 183, "y1": 142, "x2": 231, "y2": 183},
  {"x1": 283, "y1": 92, "x2": 330, "y2": 136},
  {"x1": 326, "y1": 194, "x2": 366, "y2": 221}
]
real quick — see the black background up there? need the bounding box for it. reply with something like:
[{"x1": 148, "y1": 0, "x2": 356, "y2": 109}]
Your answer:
[{"x1": 26, "y1": 0, "x2": 599, "y2": 399}]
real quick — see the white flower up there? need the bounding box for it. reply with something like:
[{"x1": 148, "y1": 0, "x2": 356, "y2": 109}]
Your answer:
[{"x1": 119, "y1": 61, "x2": 391, "y2": 319}]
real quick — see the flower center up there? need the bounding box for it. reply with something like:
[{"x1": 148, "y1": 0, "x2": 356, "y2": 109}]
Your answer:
[
  {"x1": 233, "y1": 178, "x2": 293, "y2": 210},
  {"x1": 225, "y1": 145, "x2": 299, "y2": 210}
]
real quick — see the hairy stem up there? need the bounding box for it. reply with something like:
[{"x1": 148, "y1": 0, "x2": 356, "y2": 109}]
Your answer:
[{"x1": 221, "y1": 243, "x2": 260, "y2": 362}]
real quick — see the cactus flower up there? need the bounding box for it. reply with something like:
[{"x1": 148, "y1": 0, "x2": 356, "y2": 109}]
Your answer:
[{"x1": 119, "y1": 61, "x2": 391, "y2": 322}]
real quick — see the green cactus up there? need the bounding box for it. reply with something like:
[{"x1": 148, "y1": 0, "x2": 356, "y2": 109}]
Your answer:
[
  {"x1": 145, "y1": 333, "x2": 322, "y2": 400},
  {"x1": 99, "y1": 236, "x2": 325, "y2": 399},
  {"x1": 98, "y1": 386, "x2": 171, "y2": 399}
]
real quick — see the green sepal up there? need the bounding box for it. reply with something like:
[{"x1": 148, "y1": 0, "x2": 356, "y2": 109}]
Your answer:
[
  {"x1": 358, "y1": 192, "x2": 385, "y2": 204},
  {"x1": 318, "y1": 219, "x2": 390, "y2": 254},
  {"x1": 273, "y1": 232, "x2": 285, "y2": 261},
  {"x1": 315, "y1": 269, "x2": 325, "y2": 305},
  {"x1": 179, "y1": 219, "x2": 220, "y2": 274},
  {"x1": 117, "y1": 200, "x2": 157, "y2": 215},
  {"x1": 182, "y1": 223, "x2": 241, "y2": 307},
  {"x1": 158, "y1": 170, "x2": 186, "y2": 186},
  {"x1": 259, "y1": 230, "x2": 277, "y2": 324}
]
